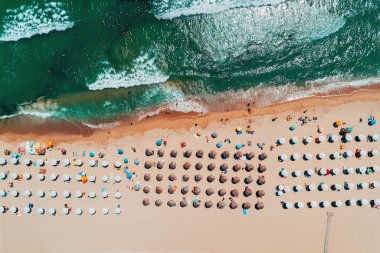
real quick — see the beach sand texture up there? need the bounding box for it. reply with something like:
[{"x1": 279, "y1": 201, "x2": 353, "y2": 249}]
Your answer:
[{"x1": 0, "y1": 90, "x2": 380, "y2": 253}]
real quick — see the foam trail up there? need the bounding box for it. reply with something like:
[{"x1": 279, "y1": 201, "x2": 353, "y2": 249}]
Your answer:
[{"x1": 0, "y1": 2, "x2": 74, "y2": 42}]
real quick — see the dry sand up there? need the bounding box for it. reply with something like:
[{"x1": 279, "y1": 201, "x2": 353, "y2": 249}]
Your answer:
[{"x1": 0, "y1": 89, "x2": 380, "y2": 253}]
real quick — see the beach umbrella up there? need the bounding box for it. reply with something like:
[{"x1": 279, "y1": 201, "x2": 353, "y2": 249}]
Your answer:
[
  {"x1": 231, "y1": 189, "x2": 239, "y2": 197},
  {"x1": 256, "y1": 189, "x2": 265, "y2": 198},
  {"x1": 257, "y1": 176, "x2": 266, "y2": 185},
  {"x1": 0, "y1": 172, "x2": 6, "y2": 180},
  {"x1": 259, "y1": 153, "x2": 268, "y2": 161},
  {"x1": 169, "y1": 162, "x2": 176, "y2": 170},
  {"x1": 359, "y1": 182, "x2": 368, "y2": 189},
  {"x1": 245, "y1": 163, "x2": 254, "y2": 172},
  {"x1": 279, "y1": 154, "x2": 287, "y2": 162},
  {"x1": 242, "y1": 186, "x2": 252, "y2": 197},
  {"x1": 102, "y1": 208, "x2": 109, "y2": 215},
  {"x1": 37, "y1": 208, "x2": 45, "y2": 215},
  {"x1": 195, "y1": 174, "x2": 202, "y2": 182},
  {"x1": 232, "y1": 176, "x2": 240, "y2": 184},
  {"x1": 285, "y1": 202, "x2": 293, "y2": 209},
  {"x1": 184, "y1": 149, "x2": 192, "y2": 158},
  {"x1": 102, "y1": 175, "x2": 109, "y2": 182},
  {"x1": 346, "y1": 183, "x2": 354, "y2": 190},
  {"x1": 157, "y1": 161, "x2": 164, "y2": 169},
  {"x1": 280, "y1": 169, "x2": 288, "y2": 178},
  {"x1": 193, "y1": 187, "x2": 201, "y2": 195},
  {"x1": 76, "y1": 191, "x2": 83, "y2": 198},
  {"x1": 169, "y1": 173, "x2": 177, "y2": 181},
  {"x1": 344, "y1": 150, "x2": 353, "y2": 158},
  {"x1": 304, "y1": 153, "x2": 312, "y2": 160},
  {"x1": 156, "y1": 139, "x2": 163, "y2": 146},
  {"x1": 256, "y1": 202, "x2": 264, "y2": 210},
  {"x1": 307, "y1": 184, "x2": 316, "y2": 191},
  {"x1": 207, "y1": 174, "x2": 216, "y2": 183},
  {"x1": 195, "y1": 162, "x2": 203, "y2": 170},
  {"x1": 49, "y1": 191, "x2": 57, "y2": 198},
  {"x1": 293, "y1": 170, "x2": 301, "y2": 177},
  {"x1": 333, "y1": 183, "x2": 342, "y2": 191},
  {"x1": 63, "y1": 174, "x2": 71, "y2": 182},
  {"x1": 156, "y1": 173, "x2": 163, "y2": 181},
  {"x1": 88, "y1": 174, "x2": 96, "y2": 183},
  {"x1": 333, "y1": 201, "x2": 342, "y2": 207},
  {"x1": 23, "y1": 172, "x2": 31, "y2": 180},
  {"x1": 233, "y1": 164, "x2": 242, "y2": 172},
  {"x1": 11, "y1": 190, "x2": 19, "y2": 197},
  {"x1": 317, "y1": 153, "x2": 326, "y2": 160},
  {"x1": 317, "y1": 135, "x2": 325, "y2": 143},
  {"x1": 308, "y1": 201, "x2": 317, "y2": 208},
  {"x1": 347, "y1": 199, "x2": 356, "y2": 206},
  {"x1": 372, "y1": 181, "x2": 380, "y2": 189},
  {"x1": 102, "y1": 160, "x2": 108, "y2": 168},
  {"x1": 359, "y1": 150, "x2": 367, "y2": 158},
  {"x1": 321, "y1": 201, "x2": 330, "y2": 208},
  {"x1": 290, "y1": 125, "x2": 296, "y2": 131},
  {"x1": 183, "y1": 162, "x2": 191, "y2": 170},
  {"x1": 0, "y1": 189, "x2": 6, "y2": 197},
  {"x1": 168, "y1": 186, "x2": 176, "y2": 194},
  {"x1": 170, "y1": 150, "x2": 178, "y2": 158},
  {"x1": 277, "y1": 184, "x2": 285, "y2": 191},
  {"x1": 182, "y1": 174, "x2": 190, "y2": 182},
  {"x1": 89, "y1": 160, "x2": 96, "y2": 167},
  {"x1": 50, "y1": 159, "x2": 58, "y2": 167},
  {"x1": 0, "y1": 206, "x2": 5, "y2": 213},
  {"x1": 24, "y1": 189, "x2": 32, "y2": 197},
  {"x1": 235, "y1": 144, "x2": 243, "y2": 150},
  {"x1": 167, "y1": 200, "x2": 176, "y2": 207},
  {"x1": 63, "y1": 191, "x2": 71, "y2": 198},
  {"x1": 62, "y1": 208, "x2": 69, "y2": 215},
  {"x1": 36, "y1": 190, "x2": 45, "y2": 198},
  {"x1": 284, "y1": 185, "x2": 292, "y2": 192},
  {"x1": 204, "y1": 201, "x2": 213, "y2": 209},
  {"x1": 256, "y1": 164, "x2": 266, "y2": 173},
  {"x1": 372, "y1": 134, "x2": 379, "y2": 142},
  {"x1": 88, "y1": 192, "x2": 96, "y2": 198},
  {"x1": 370, "y1": 149, "x2": 379, "y2": 157},
  {"x1": 242, "y1": 202, "x2": 251, "y2": 210},
  {"x1": 63, "y1": 159, "x2": 70, "y2": 166},
  {"x1": 277, "y1": 138, "x2": 285, "y2": 145},
  {"x1": 359, "y1": 166, "x2": 367, "y2": 174},
  {"x1": 75, "y1": 159, "x2": 83, "y2": 166},
  {"x1": 206, "y1": 188, "x2": 215, "y2": 196},
  {"x1": 219, "y1": 188, "x2": 227, "y2": 196},
  {"x1": 304, "y1": 137, "x2": 313, "y2": 144},
  {"x1": 246, "y1": 152, "x2": 255, "y2": 160},
  {"x1": 296, "y1": 202, "x2": 304, "y2": 209},
  {"x1": 75, "y1": 208, "x2": 83, "y2": 215},
  {"x1": 220, "y1": 163, "x2": 228, "y2": 171},
  {"x1": 11, "y1": 157, "x2": 18, "y2": 165},
  {"x1": 144, "y1": 161, "x2": 152, "y2": 169},
  {"x1": 88, "y1": 208, "x2": 96, "y2": 215},
  {"x1": 220, "y1": 151, "x2": 229, "y2": 160},
  {"x1": 345, "y1": 134, "x2": 353, "y2": 142},
  {"x1": 10, "y1": 206, "x2": 18, "y2": 214},
  {"x1": 211, "y1": 132, "x2": 218, "y2": 138},
  {"x1": 359, "y1": 199, "x2": 369, "y2": 206},
  {"x1": 11, "y1": 173, "x2": 19, "y2": 180},
  {"x1": 330, "y1": 135, "x2": 339, "y2": 143},
  {"x1": 306, "y1": 169, "x2": 314, "y2": 177},
  {"x1": 344, "y1": 167, "x2": 353, "y2": 174},
  {"x1": 373, "y1": 165, "x2": 379, "y2": 172},
  {"x1": 217, "y1": 201, "x2": 226, "y2": 209},
  {"x1": 180, "y1": 187, "x2": 189, "y2": 195},
  {"x1": 357, "y1": 134, "x2": 365, "y2": 141},
  {"x1": 291, "y1": 137, "x2": 299, "y2": 144},
  {"x1": 145, "y1": 148, "x2": 154, "y2": 156},
  {"x1": 38, "y1": 174, "x2": 45, "y2": 181},
  {"x1": 50, "y1": 173, "x2": 58, "y2": 181},
  {"x1": 320, "y1": 183, "x2": 328, "y2": 191},
  {"x1": 48, "y1": 208, "x2": 56, "y2": 215},
  {"x1": 295, "y1": 185, "x2": 303, "y2": 192},
  {"x1": 157, "y1": 149, "x2": 165, "y2": 157},
  {"x1": 196, "y1": 150, "x2": 204, "y2": 158},
  {"x1": 156, "y1": 186, "x2": 163, "y2": 194},
  {"x1": 115, "y1": 191, "x2": 122, "y2": 199},
  {"x1": 219, "y1": 174, "x2": 228, "y2": 183},
  {"x1": 216, "y1": 141, "x2": 223, "y2": 148},
  {"x1": 208, "y1": 163, "x2": 216, "y2": 171},
  {"x1": 207, "y1": 150, "x2": 217, "y2": 159},
  {"x1": 332, "y1": 168, "x2": 340, "y2": 175},
  {"x1": 154, "y1": 199, "x2": 163, "y2": 207},
  {"x1": 234, "y1": 151, "x2": 243, "y2": 159},
  {"x1": 114, "y1": 207, "x2": 122, "y2": 215},
  {"x1": 114, "y1": 175, "x2": 121, "y2": 183},
  {"x1": 0, "y1": 158, "x2": 6, "y2": 165},
  {"x1": 230, "y1": 201, "x2": 238, "y2": 209}
]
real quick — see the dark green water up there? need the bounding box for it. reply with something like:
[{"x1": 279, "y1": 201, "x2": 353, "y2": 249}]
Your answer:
[{"x1": 1, "y1": 0, "x2": 380, "y2": 126}]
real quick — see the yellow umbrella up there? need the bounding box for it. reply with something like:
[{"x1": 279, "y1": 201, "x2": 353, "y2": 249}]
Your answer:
[
  {"x1": 335, "y1": 120, "x2": 342, "y2": 126},
  {"x1": 196, "y1": 131, "x2": 202, "y2": 136},
  {"x1": 236, "y1": 126, "x2": 242, "y2": 132}
]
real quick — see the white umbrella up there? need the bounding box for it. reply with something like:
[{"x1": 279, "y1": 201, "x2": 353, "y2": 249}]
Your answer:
[
  {"x1": 63, "y1": 159, "x2": 70, "y2": 166},
  {"x1": 62, "y1": 208, "x2": 69, "y2": 215},
  {"x1": 307, "y1": 184, "x2": 316, "y2": 191},
  {"x1": 284, "y1": 186, "x2": 291, "y2": 193},
  {"x1": 372, "y1": 134, "x2": 379, "y2": 141},
  {"x1": 285, "y1": 202, "x2": 293, "y2": 209},
  {"x1": 359, "y1": 182, "x2": 368, "y2": 189},
  {"x1": 0, "y1": 189, "x2": 6, "y2": 197},
  {"x1": 373, "y1": 199, "x2": 380, "y2": 205},
  {"x1": 334, "y1": 184, "x2": 342, "y2": 191},
  {"x1": 37, "y1": 190, "x2": 45, "y2": 198},
  {"x1": 75, "y1": 208, "x2": 83, "y2": 215},
  {"x1": 24, "y1": 172, "x2": 31, "y2": 180},
  {"x1": 11, "y1": 157, "x2": 18, "y2": 165},
  {"x1": 345, "y1": 134, "x2": 353, "y2": 142},
  {"x1": 0, "y1": 172, "x2": 6, "y2": 180},
  {"x1": 359, "y1": 150, "x2": 366, "y2": 157},
  {"x1": 0, "y1": 157, "x2": 7, "y2": 165},
  {"x1": 89, "y1": 175, "x2": 96, "y2": 182},
  {"x1": 344, "y1": 150, "x2": 353, "y2": 158},
  {"x1": 24, "y1": 207, "x2": 31, "y2": 214},
  {"x1": 304, "y1": 153, "x2": 312, "y2": 160},
  {"x1": 370, "y1": 149, "x2": 379, "y2": 157},
  {"x1": 114, "y1": 176, "x2": 121, "y2": 183},
  {"x1": 280, "y1": 169, "x2": 288, "y2": 177},
  {"x1": 360, "y1": 199, "x2": 369, "y2": 206},
  {"x1": 332, "y1": 168, "x2": 340, "y2": 175},
  {"x1": 115, "y1": 161, "x2": 122, "y2": 168},
  {"x1": 63, "y1": 174, "x2": 71, "y2": 182},
  {"x1": 344, "y1": 167, "x2": 353, "y2": 174},
  {"x1": 89, "y1": 160, "x2": 96, "y2": 167},
  {"x1": 24, "y1": 158, "x2": 31, "y2": 166},
  {"x1": 11, "y1": 173, "x2": 19, "y2": 180},
  {"x1": 115, "y1": 192, "x2": 122, "y2": 199},
  {"x1": 319, "y1": 168, "x2": 327, "y2": 175},
  {"x1": 114, "y1": 207, "x2": 122, "y2": 214},
  {"x1": 357, "y1": 134, "x2": 365, "y2": 141},
  {"x1": 321, "y1": 183, "x2": 328, "y2": 191},
  {"x1": 37, "y1": 208, "x2": 45, "y2": 214},
  {"x1": 102, "y1": 175, "x2": 109, "y2": 182},
  {"x1": 76, "y1": 191, "x2": 83, "y2": 198},
  {"x1": 277, "y1": 185, "x2": 285, "y2": 191},
  {"x1": 24, "y1": 189, "x2": 32, "y2": 197},
  {"x1": 333, "y1": 152, "x2": 341, "y2": 159},
  {"x1": 317, "y1": 153, "x2": 325, "y2": 160},
  {"x1": 306, "y1": 169, "x2": 314, "y2": 176},
  {"x1": 277, "y1": 138, "x2": 285, "y2": 145},
  {"x1": 373, "y1": 165, "x2": 380, "y2": 172},
  {"x1": 279, "y1": 154, "x2": 287, "y2": 161},
  {"x1": 276, "y1": 191, "x2": 284, "y2": 196},
  {"x1": 334, "y1": 200, "x2": 342, "y2": 207},
  {"x1": 76, "y1": 159, "x2": 83, "y2": 166},
  {"x1": 372, "y1": 181, "x2": 380, "y2": 189},
  {"x1": 346, "y1": 183, "x2": 354, "y2": 190},
  {"x1": 37, "y1": 159, "x2": 44, "y2": 166},
  {"x1": 63, "y1": 191, "x2": 71, "y2": 198},
  {"x1": 48, "y1": 208, "x2": 56, "y2": 215},
  {"x1": 330, "y1": 135, "x2": 339, "y2": 142},
  {"x1": 296, "y1": 202, "x2": 304, "y2": 209},
  {"x1": 321, "y1": 201, "x2": 330, "y2": 208},
  {"x1": 102, "y1": 160, "x2": 109, "y2": 168},
  {"x1": 293, "y1": 170, "x2": 301, "y2": 177},
  {"x1": 0, "y1": 206, "x2": 5, "y2": 213},
  {"x1": 50, "y1": 159, "x2": 58, "y2": 166},
  {"x1": 291, "y1": 137, "x2": 299, "y2": 144},
  {"x1": 305, "y1": 137, "x2": 312, "y2": 144},
  {"x1": 38, "y1": 174, "x2": 45, "y2": 181},
  {"x1": 10, "y1": 206, "x2": 18, "y2": 213},
  {"x1": 88, "y1": 208, "x2": 96, "y2": 215},
  {"x1": 348, "y1": 199, "x2": 356, "y2": 206},
  {"x1": 101, "y1": 191, "x2": 108, "y2": 198},
  {"x1": 309, "y1": 201, "x2": 317, "y2": 208},
  {"x1": 88, "y1": 192, "x2": 96, "y2": 198},
  {"x1": 318, "y1": 135, "x2": 325, "y2": 143},
  {"x1": 11, "y1": 190, "x2": 19, "y2": 197},
  {"x1": 359, "y1": 166, "x2": 367, "y2": 174},
  {"x1": 75, "y1": 174, "x2": 82, "y2": 181},
  {"x1": 50, "y1": 173, "x2": 58, "y2": 181},
  {"x1": 295, "y1": 185, "x2": 303, "y2": 192},
  {"x1": 102, "y1": 208, "x2": 109, "y2": 215},
  {"x1": 50, "y1": 191, "x2": 57, "y2": 198},
  {"x1": 291, "y1": 154, "x2": 299, "y2": 161}
]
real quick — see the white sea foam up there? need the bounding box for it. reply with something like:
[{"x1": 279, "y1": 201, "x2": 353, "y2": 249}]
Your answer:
[
  {"x1": 152, "y1": 0, "x2": 286, "y2": 20},
  {"x1": 81, "y1": 122, "x2": 121, "y2": 129},
  {"x1": 87, "y1": 53, "x2": 169, "y2": 90},
  {"x1": 0, "y1": 2, "x2": 74, "y2": 42},
  {"x1": 0, "y1": 111, "x2": 54, "y2": 120}
]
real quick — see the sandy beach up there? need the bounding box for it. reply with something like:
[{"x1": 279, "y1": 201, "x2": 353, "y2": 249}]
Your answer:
[{"x1": 0, "y1": 89, "x2": 380, "y2": 253}]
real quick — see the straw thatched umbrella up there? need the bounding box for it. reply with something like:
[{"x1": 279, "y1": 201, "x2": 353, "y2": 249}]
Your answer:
[
  {"x1": 230, "y1": 201, "x2": 238, "y2": 209},
  {"x1": 180, "y1": 199, "x2": 188, "y2": 207},
  {"x1": 157, "y1": 149, "x2": 165, "y2": 157},
  {"x1": 168, "y1": 186, "x2": 176, "y2": 194},
  {"x1": 195, "y1": 162, "x2": 203, "y2": 170},
  {"x1": 259, "y1": 153, "x2": 268, "y2": 161},
  {"x1": 219, "y1": 174, "x2": 227, "y2": 183},
  {"x1": 155, "y1": 199, "x2": 163, "y2": 207},
  {"x1": 255, "y1": 202, "x2": 264, "y2": 210},
  {"x1": 245, "y1": 175, "x2": 254, "y2": 184},
  {"x1": 181, "y1": 187, "x2": 189, "y2": 195},
  {"x1": 182, "y1": 174, "x2": 190, "y2": 182},
  {"x1": 258, "y1": 164, "x2": 267, "y2": 173},
  {"x1": 144, "y1": 161, "x2": 152, "y2": 169},
  {"x1": 206, "y1": 188, "x2": 215, "y2": 196},
  {"x1": 167, "y1": 200, "x2": 176, "y2": 207},
  {"x1": 143, "y1": 186, "x2": 150, "y2": 194},
  {"x1": 145, "y1": 148, "x2": 154, "y2": 156},
  {"x1": 193, "y1": 187, "x2": 201, "y2": 195},
  {"x1": 234, "y1": 151, "x2": 243, "y2": 159},
  {"x1": 183, "y1": 162, "x2": 191, "y2": 170},
  {"x1": 208, "y1": 163, "x2": 216, "y2": 171},
  {"x1": 246, "y1": 152, "x2": 255, "y2": 160},
  {"x1": 157, "y1": 161, "x2": 164, "y2": 169},
  {"x1": 169, "y1": 161, "x2": 176, "y2": 170},
  {"x1": 170, "y1": 150, "x2": 177, "y2": 158},
  {"x1": 144, "y1": 173, "x2": 151, "y2": 181},
  {"x1": 205, "y1": 201, "x2": 213, "y2": 208},
  {"x1": 196, "y1": 150, "x2": 204, "y2": 158},
  {"x1": 143, "y1": 199, "x2": 150, "y2": 206},
  {"x1": 256, "y1": 190, "x2": 265, "y2": 197},
  {"x1": 207, "y1": 174, "x2": 215, "y2": 183},
  {"x1": 219, "y1": 188, "x2": 227, "y2": 196},
  {"x1": 156, "y1": 173, "x2": 163, "y2": 181},
  {"x1": 155, "y1": 186, "x2": 163, "y2": 194},
  {"x1": 221, "y1": 151, "x2": 230, "y2": 159},
  {"x1": 169, "y1": 173, "x2": 177, "y2": 181},
  {"x1": 243, "y1": 186, "x2": 252, "y2": 197},
  {"x1": 209, "y1": 150, "x2": 217, "y2": 159},
  {"x1": 184, "y1": 149, "x2": 192, "y2": 158},
  {"x1": 245, "y1": 164, "x2": 254, "y2": 172},
  {"x1": 220, "y1": 163, "x2": 228, "y2": 171},
  {"x1": 217, "y1": 201, "x2": 226, "y2": 209},
  {"x1": 232, "y1": 176, "x2": 240, "y2": 184},
  {"x1": 242, "y1": 202, "x2": 251, "y2": 209},
  {"x1": 233, "y1": 164, "x2": 241, "y2": 172},
  {"x1": 195, "y1": 174, "x2": 202, "y2": 182},
  {"x1": 231, "y1": 189, "x2": 239, "y2": 197},
  {"x1": 193, "y1": 200, "x2": 201, "y2": 208}
]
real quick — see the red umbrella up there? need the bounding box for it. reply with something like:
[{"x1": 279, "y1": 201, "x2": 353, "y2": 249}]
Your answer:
[
  {"x1": 246, "y1": 152, "x2": 255, "y2": 160},
  {"x1": 256, "y1": 190, "x2": 265, "y2": 197},
  {"x1": 168, "y1": 186, "x2": 176, "y2": 194},
  {"x1": 242, "y1": 202, "x2": 251, "y2": 209},
  {"x1": 222, "y1": 151, "x2": 230, "y2": 159},
  {"x1": 255, "y1": 202, "x2": 264, "y2": 210}
]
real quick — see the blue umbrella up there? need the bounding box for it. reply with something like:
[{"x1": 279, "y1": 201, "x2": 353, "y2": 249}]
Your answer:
[
  {"x1": 217, "y1": 141, "x2": 223, "y2": 148},
  {"x1": 118, "y1": 149, "x2": 123, "y2": 155},
  {"x1": 123, "y1": 158, "x2": 129, "y2": 164},
  {"x1": 289, "y1": 125, "x2": 296, "y2": 131},
  {"x1": 212, "y1": 132, "x2": 218, "y2": 138},
  {"x1": 89, "y1": 151, "x2": 95, "y2": 157},
  {"x1": 236, "y1": 144, "x2": 243, "y2": 150},
  {"x1": 369, "y1": 119, "x2": 376, "y2": 126},
  {"x1": 156, "y1": 139, "x2": 162, "y2": 146},
  {"x1": 127, "y1": 172, "x2": 133, "y2": 179},
  {"x1": 134, "y1": 159, "x2": 139, "y2": 165}
]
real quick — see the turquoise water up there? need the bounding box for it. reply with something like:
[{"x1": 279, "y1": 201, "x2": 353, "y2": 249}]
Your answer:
[{"x1": 1, "y1": 0, "x2": 380, "y2": 126}]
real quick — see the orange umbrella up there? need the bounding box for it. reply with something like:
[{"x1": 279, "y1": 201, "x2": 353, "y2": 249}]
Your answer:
[{"x1": 81, "y1": 176, "x2": 87, "y2": 183}]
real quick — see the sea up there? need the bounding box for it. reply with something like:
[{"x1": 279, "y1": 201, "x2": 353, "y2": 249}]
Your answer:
[{"x1": 1, "y1": 0, "x2": 380, "y2": 129}]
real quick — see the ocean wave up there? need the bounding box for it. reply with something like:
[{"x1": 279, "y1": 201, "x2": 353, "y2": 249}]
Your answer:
[
  {"x1": 87, "y1": 53, "x2": 169, "y2": 90},
  {"x1": 0, "y1": 111, "x2": 54, "y2": 120},
  {"x1": 0, "y1": 2, "x2": 74, "y2": 42},
  {"x1": 152, "y1": 0, "x2": 287, "y2": 20}
]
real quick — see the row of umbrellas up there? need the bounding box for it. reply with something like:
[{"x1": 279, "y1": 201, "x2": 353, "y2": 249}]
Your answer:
[
  {"x1": 283, "y1": 199, "x2": 379, "y2": 209},
  {"x1": 0, "y1": 206, "x2": 122, "y2": 215},
  {"x1": 0, "y1": 189, "x2": 122, "y2": 199},
  {"x1": 278, "y1": 149, "x2": 379, "y2": 162},
  {"x1": 279, "y1": 165, "x2": 380, "y2": 178}
]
